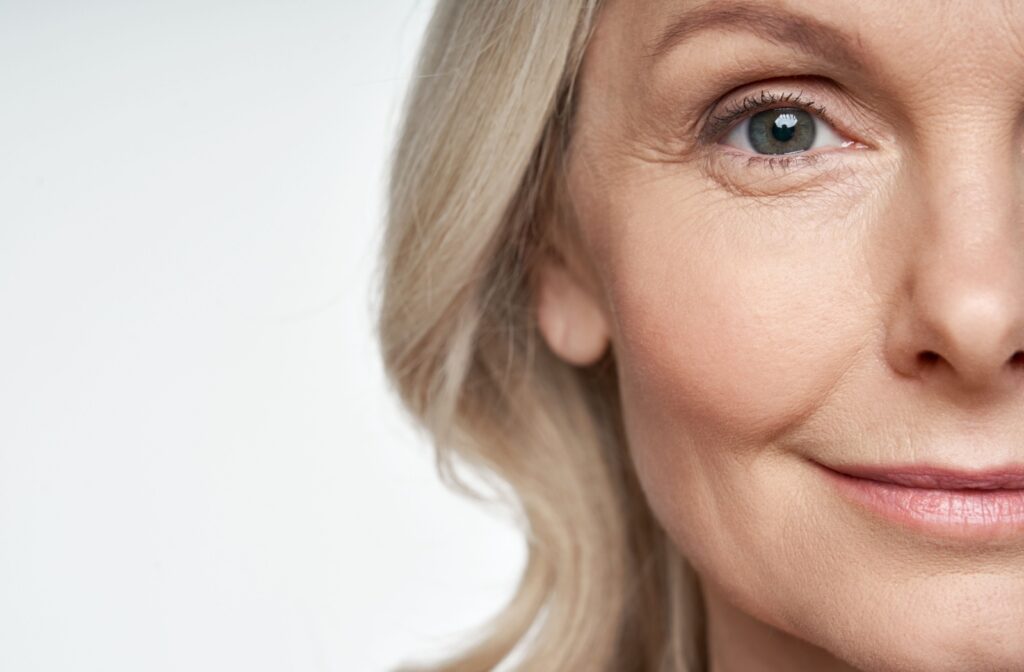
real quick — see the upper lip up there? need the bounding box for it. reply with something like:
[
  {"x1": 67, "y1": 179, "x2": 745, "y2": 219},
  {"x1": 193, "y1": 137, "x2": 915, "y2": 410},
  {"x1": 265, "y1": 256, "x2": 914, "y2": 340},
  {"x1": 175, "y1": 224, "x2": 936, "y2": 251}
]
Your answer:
[{"x1": 820, "y1": 463, "x2": 1024, "y2": 490}]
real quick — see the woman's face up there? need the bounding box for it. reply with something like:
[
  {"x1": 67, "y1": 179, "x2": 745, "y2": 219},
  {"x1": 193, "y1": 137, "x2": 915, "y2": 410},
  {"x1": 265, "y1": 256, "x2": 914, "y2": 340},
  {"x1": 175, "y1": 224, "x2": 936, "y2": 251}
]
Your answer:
[{"x1": 537, "y1": 0, "x2": 1024, "y2": 669}]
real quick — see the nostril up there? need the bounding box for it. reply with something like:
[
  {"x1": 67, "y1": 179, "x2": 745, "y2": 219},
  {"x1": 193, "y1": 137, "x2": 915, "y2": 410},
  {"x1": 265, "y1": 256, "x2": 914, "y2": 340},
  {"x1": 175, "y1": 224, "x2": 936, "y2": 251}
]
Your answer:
[
  {"x1": 1011, "y1": 351, "x2": 1024, "y2": 366},
  {"x1": 918, "y1": 350, "x2": 941, "y2": 366}
]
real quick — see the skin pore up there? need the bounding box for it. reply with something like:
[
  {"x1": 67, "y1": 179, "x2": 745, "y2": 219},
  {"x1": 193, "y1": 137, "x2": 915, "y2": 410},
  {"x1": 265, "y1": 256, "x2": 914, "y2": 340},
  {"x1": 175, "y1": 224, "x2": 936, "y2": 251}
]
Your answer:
[{"x1": 534, "y1": 1, "x2": 1024, "y2": 670}]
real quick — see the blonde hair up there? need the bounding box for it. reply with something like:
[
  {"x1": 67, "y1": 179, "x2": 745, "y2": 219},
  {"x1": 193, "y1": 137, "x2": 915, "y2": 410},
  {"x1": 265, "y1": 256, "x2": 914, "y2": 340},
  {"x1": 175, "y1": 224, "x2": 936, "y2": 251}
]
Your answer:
[{"x1": 378, "y1": 2, "x2": 705, "y2": 669}]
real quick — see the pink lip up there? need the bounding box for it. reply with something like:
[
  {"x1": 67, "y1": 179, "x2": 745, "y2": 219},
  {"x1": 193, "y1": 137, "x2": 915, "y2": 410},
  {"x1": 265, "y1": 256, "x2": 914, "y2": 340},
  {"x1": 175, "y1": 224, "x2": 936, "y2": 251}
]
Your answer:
[{"x1": 817, "y1": 462, "x2": 1024, "y2": 540}]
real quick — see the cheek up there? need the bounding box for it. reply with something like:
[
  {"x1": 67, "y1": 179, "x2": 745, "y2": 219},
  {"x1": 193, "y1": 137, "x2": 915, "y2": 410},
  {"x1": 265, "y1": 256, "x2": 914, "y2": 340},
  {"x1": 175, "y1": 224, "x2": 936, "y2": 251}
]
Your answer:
[
  {"x1": 608, "y1": 211, "x2": 869, "y2": 449},
  {"x1": 593, "y1": 187, "x2": 879, "y2": 563}
]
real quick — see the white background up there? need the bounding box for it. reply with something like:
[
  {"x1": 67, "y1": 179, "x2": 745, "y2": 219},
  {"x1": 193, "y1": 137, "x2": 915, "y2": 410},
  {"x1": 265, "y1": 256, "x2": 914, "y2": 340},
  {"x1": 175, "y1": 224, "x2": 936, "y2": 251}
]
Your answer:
[{"x1": 0, "y1": 2, "x2": 524, "y2": 670}]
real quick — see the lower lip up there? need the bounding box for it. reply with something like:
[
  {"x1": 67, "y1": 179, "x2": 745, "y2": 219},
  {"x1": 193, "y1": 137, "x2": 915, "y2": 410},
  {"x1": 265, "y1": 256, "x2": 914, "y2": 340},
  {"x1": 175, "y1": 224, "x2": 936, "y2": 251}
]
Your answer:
[{"x1": 819, "y1": 465, "x2": 1024, "y2": 540}]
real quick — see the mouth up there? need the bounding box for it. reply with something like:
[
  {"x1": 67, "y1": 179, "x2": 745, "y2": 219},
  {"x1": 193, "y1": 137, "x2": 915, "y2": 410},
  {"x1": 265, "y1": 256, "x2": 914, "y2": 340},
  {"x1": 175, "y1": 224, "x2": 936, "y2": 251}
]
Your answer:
[{"x1": 815, "y1": 461, "x2": 1024, "y2": 541}]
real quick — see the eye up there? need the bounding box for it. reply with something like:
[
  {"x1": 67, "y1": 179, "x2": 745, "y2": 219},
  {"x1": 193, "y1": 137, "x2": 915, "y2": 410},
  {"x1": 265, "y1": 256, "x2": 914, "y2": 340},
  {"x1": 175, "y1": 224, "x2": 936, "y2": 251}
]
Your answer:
[{"x1": 722, "y1": 107, "x2": 847, "y2": 155}]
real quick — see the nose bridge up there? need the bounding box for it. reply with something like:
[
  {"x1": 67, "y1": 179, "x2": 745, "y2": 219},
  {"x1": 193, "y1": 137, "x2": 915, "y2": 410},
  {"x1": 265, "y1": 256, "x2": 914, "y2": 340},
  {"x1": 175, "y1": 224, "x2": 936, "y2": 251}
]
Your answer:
[
  {"x1": 887, "y1": 117, "x2": 1024, "y2": 395},
  {"x1": 926, "y1": 154, "x2": 1018, "y2": 283},
  {"x1": 928, "y1": 117, "x2": 1018, "y2": 243}
]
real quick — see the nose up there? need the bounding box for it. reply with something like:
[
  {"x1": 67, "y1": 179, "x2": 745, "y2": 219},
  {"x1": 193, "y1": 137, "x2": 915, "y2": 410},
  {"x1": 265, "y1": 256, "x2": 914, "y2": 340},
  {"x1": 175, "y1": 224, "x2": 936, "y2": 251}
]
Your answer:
[{"x1": 884, "y1": 149, "x2": 1024, "y2": 398}]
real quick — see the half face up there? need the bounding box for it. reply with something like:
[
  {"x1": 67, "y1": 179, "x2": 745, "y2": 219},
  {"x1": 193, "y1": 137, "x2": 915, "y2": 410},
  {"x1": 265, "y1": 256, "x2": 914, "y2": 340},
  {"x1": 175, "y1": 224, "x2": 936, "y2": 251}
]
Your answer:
[{"x1": 535, "y1": 0, "x2": 1024, "y2": 670}]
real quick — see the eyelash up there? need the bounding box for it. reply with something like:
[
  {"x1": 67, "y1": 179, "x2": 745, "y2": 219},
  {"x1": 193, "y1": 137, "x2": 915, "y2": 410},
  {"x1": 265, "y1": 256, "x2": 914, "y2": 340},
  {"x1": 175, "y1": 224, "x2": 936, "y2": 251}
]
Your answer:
[{"x1": 701, "y1": 90, "x2": 835, "y2": 156}]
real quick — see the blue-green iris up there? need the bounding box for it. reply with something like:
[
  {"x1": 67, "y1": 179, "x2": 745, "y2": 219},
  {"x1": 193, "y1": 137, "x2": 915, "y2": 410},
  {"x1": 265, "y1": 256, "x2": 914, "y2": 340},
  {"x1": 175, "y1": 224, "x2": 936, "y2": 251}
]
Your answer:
[{"x1": 748, "y1": 108, "x2": 816, "y2": 155}]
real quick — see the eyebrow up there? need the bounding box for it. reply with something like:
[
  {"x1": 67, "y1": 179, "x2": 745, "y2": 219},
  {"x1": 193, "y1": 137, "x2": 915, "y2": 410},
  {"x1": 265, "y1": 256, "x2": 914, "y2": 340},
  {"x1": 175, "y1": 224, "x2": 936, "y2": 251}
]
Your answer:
[{"x1": 648, "y1": 1, "x2": 866, "y2": 69}]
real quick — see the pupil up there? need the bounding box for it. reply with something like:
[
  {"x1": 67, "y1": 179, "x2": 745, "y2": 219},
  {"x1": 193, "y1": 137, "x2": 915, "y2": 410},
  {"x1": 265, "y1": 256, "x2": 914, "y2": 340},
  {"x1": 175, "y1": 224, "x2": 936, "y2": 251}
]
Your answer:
[{"x1": 772, "y1": 113, "x2": 798, "y2": 142}]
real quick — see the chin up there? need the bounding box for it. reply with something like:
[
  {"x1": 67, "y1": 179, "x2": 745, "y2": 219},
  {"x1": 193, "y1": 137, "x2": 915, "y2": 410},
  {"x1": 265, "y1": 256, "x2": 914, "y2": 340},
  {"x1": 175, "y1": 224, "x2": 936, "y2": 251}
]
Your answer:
[
  {"x1": 811, "y1": 575, "x2": 1024, "y2": 672},
  {"x1": 839, "y1": 633, "x2": 1024, "y2": 672}
]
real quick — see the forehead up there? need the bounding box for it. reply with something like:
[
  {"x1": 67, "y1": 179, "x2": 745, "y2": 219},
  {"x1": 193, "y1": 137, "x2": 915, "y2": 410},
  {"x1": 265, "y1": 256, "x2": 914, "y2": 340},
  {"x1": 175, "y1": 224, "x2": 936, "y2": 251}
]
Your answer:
[{"x1": 588, "y1": 0, "x2": 1024, "y2": 88}]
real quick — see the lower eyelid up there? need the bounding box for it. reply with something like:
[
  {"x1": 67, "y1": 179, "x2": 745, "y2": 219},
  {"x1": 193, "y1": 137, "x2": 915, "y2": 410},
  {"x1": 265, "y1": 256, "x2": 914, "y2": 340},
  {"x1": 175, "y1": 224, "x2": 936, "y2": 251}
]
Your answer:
[
  {"x1": 701, "y1": 141, "x2": 875, "y2": 198},
  {"x1": 718, "y1": 147, "x2": 825, "y2": 168}
]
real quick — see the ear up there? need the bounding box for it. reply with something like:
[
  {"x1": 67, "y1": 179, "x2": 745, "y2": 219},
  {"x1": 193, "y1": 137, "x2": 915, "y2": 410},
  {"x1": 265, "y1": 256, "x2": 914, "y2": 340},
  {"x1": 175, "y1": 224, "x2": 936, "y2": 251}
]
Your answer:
[{"x1": 534, "y1": 257, "x2": 610, "y2": 366}]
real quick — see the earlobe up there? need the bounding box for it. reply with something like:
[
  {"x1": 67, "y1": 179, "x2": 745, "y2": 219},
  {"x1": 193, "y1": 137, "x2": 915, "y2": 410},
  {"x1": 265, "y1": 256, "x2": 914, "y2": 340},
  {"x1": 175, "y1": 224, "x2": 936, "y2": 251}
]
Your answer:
[{"x1": 534, "y1": 259, "x2": 610, "y2": 366}]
